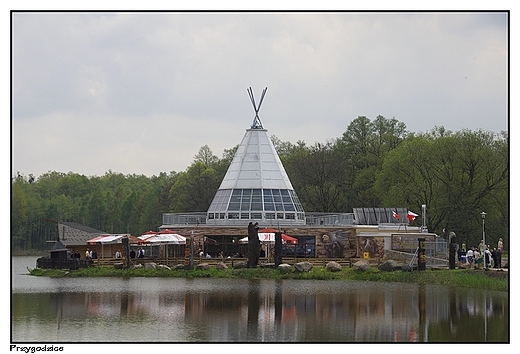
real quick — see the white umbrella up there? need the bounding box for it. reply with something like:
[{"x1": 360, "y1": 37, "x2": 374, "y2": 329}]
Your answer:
[
  {"x1": 139, "y1": 232, "x2": 186, "y2": 261},
  {"x1": 143, "y1": 233, "x2": 186, "y2": 244}
]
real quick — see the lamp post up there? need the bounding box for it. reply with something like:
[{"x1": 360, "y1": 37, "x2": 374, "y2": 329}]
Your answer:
[{"x1": 481, "y1": 211, "x2": 487, "y2": 269}]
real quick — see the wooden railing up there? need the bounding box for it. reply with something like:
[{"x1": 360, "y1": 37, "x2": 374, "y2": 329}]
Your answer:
[{"x1": 92, "y1": 256, "x2": 379, "y2": 268}]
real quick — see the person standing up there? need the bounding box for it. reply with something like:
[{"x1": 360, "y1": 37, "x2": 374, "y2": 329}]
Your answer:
[
  {"x1": 474, "y1": 248, "x2": 481, "y2": 269},
  {"x1": 491, "y1": 248, "x2": 498, "y2": 268},
  {"x1": 466, "y1": 247, "x2": 474, "y2": 267},
  {"x1": 497, "y1": 238, "x2": 504, "y2": 268},
  {"x1": 484, "y1": 246, "x2": 492, "y2": 268}
]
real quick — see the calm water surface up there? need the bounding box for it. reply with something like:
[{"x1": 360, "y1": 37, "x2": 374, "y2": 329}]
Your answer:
[{"x1": 11, "y1": 256, "x2": 508, "y2": 343}]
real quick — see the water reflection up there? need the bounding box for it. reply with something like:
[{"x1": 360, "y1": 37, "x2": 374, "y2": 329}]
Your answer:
[{"x1": 11, "y1": 258, "x2": 508, "y2": 343}]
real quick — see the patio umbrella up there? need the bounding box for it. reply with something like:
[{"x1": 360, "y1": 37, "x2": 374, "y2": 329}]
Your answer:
[
  {"x1": 143, "y1": 233, "x2": 186, "y2": 244},
  {"x1": 86, "y1": 234, "x2": 131, "y2": 259},
  {"x1": 140, "y1": 231, "x2": 186, "y2": 261}
]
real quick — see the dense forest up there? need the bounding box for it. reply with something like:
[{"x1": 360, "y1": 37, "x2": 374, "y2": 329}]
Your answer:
[{"x1": 11, "y1": 116, "x2": 508, "y2": 253}]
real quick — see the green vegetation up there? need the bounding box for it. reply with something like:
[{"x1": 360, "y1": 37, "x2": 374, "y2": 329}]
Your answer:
[
  {"x1": 12, "y1": 117, "x2": 508, "y2": 254},
  {"x1": 28, "y1": 266, "x2": 508, "y2": 292}
]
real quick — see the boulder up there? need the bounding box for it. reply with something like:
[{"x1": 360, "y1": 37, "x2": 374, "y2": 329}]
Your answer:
[
  {"x1": 294, "y1": 261, "x2": 313, "y2": 272},
  {"x1": 157, "y1": 264, "x2": 171, "y2": 271},
  {"x1": 278, "y1": 263, "x2": 292, "y2": 273},
  {"x1": 401, "y1": 264, "x2": 414, "y2": 272},
  {"x1": 172, "y1": 264, "x2": 185, "y2": 270},
  {"x1": 325, "y1": 261, "x2": 342, "y2": 272},
  {"x1": 130, "y1": 263, "x2": 143, "y2": 269},
  {"x1": 196, "y1": 263, "x2": 211, "y2": 270},
  {"x1": 144, "y1": 262, "x2": 157, "y2": 270},
  {"x1": 378, "y1": 260, "x2": 401, "y2": 272},
  {"x1": 216, "y1": 262, "x2": 228, "y2": 270},
  {"x1": 352, "y1": 259, "x2": 371, "y2": 271},
  {"x1": 232, "y1": 261, "x2": 248, "y2": 269},
  {"x1": 260, "y1": 263, "x2": 276, "y2": 269}
]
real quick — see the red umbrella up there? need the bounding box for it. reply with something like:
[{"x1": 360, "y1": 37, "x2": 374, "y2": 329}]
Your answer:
[{"x1": 281, "y1": 234, "x2": 298, "y2": 244}]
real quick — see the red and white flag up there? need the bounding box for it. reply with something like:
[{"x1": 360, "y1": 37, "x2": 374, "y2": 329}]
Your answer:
[
  {"x1": 407, "y1": 211, "x2": 419, "y2": 221},
  {"x1": 392, "y1": 211, "x2": 400, "y2": 220}
]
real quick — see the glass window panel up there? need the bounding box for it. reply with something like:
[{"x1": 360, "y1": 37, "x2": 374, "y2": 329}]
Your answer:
[
  {"x1": 241, "y1": 203, "x2": 250, "y2": 211},
  {"x1": 252, "y1": 189, "x2": 262, "y2": 196},
  {"x1": 251, "y1": 213, "x2": 262, "y2": 219},
  {"x1": 275, "y1": 203, "x2": 284, "y2": 211},
  {"x1": 228, "y1": 203, "x2": 240, "y2": 211},
  {"x1": 232, "y1": 189, "x2": 242, "y2": 196},
  {"x1": 285, "y1": 213, "x2": 295, "y2": 219},
  {"x1": 251, "y1": 203, "x2": 262, "y2": 211},
  {"x1": 266, "y1": 213, "x2": 275, "y2": 219},
  {"x1": 280, "y1": 190, "x2": 290, "y2": 196},
  {"x1": 240, "y1": 213, "x2": 250, "y2": 219},
  {"x1": 264, "y1": 203, "x2": 275, "y2": 211},
  {"x1": 263, "y1": 194, "x2": 274, "y2": 202},
  {"x1": 284, "y1": 204, "x2": 295, "y2": 211}
]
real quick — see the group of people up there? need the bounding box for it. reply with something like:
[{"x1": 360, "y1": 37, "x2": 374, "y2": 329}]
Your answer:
[
  {"x1": 458, "y1": 237, "x2": 504, "y2": 269},
  {"x1": 85, "y1": 248, "x2": 98, "y2": 260},
  {"x1": 128, "y1": 248, "x2": 146, "y2": 258}
]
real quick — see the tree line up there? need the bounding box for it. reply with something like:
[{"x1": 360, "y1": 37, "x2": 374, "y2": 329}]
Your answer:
[{"x1": 11, "y1": 116, "x2": 508, "y2": 253}]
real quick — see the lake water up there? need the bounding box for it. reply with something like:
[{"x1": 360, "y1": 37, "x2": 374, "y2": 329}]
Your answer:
[{"x1": 11, "y1": 256, "x2": 508, "y2": 345}]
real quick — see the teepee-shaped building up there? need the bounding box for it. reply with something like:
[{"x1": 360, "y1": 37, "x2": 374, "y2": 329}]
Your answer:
[{"x1": 206, "y1": 88, "x2": 305, "y2": 226}]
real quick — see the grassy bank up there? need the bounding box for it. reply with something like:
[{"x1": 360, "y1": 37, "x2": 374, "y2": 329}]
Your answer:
[{"x1": 28, "y1": 265, "x2": 508, "y2": 292}]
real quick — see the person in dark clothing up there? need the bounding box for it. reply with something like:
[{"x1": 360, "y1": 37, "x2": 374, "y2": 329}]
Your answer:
[{"x1": 491, "y1": 248, "x2": 498, "y2": 268}]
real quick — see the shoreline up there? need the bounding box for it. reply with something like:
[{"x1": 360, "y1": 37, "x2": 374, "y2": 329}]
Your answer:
[{"x1": 28, "y1": 264, "x2": 509, "y2": 292}]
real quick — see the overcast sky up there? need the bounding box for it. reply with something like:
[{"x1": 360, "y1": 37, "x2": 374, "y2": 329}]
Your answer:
[{"x1": 11, "y1": 10, "x2": 509, "y2": 179}]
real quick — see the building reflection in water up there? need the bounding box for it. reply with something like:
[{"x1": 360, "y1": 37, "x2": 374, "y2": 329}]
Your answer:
[{"x1": 12, "y1": 279, "x2": 508, "y2": 342}]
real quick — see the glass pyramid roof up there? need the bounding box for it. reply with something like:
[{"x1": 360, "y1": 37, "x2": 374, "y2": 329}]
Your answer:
[{"x1": 207, "y1": 124, "x2": 305, "y2": 226}]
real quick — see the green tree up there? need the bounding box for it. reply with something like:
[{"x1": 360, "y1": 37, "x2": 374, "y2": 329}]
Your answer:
[
  {"x1": 11, "y1": 180, "x2": 28, "y2": 251},
  {"x1": 169, "y1": 162, "x2": 220, "y2": 212},
  {"x1": 282, "y1": 141, "x2": 347, "y2": 212},
  {"x1": 339, "y1": 115, "x2": 408, "y2": 208},
  {"x1": 375, "y1": 129, "x2": 508, "y2": 245},
  {"x1": 194, "y1": 145, "x2": 218, "y2": 166}
]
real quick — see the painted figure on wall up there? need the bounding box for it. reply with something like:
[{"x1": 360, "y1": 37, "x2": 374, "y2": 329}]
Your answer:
[
  {"x1": 358, "y1": 236, "x2": 384, "y2": 259},
  {"x1": 320, "y1": 231, "x2": 356, "y2": 258}
]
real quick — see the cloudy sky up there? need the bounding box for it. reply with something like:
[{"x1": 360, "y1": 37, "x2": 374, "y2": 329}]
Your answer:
[{"x1": 11, "y1": 10, "x2": 509, "y2": 179}]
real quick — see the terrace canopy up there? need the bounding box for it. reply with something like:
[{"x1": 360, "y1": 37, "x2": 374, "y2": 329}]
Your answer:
[
  {"x1": 138, "y1": 230, "x2": 186, "y2": 244},
  {"x1": 86, "y1": 234, "x2": 141, "y2": 259},
  {"x1": 138, "y1": 230, "x2": 186, "y2": 260}
]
